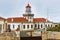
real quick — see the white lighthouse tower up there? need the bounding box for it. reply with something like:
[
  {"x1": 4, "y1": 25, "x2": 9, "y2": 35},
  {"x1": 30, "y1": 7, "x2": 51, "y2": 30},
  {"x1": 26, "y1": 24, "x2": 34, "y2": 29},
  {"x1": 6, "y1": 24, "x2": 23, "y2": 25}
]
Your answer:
[{"x1": 23, "y1": 3, "x2": 34, "y2": 22}]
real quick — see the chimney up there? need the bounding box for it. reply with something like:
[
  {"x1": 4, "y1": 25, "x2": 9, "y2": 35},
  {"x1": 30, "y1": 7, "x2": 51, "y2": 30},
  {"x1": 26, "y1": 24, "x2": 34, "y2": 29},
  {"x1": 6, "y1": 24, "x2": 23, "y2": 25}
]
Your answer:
[{"x1": 12, "y1": 18, "x2": 13, "y2": 22}]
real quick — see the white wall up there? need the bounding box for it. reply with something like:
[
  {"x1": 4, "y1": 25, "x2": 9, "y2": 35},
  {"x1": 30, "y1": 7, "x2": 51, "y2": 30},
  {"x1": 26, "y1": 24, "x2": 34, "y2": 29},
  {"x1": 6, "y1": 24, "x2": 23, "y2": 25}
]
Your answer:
[
  {"x1": 0, "y1": 21, "x2": 4, "y2": 33},
  {"x1": 21, "y1": 23, "x2": 34, "y2": 31},
  {"x1": 45, "y1": 23, "x2": 53, "y2": 27},
  {"x1": 7, "y1": 23, "x2": 21, "y2": 31},
  {"x1": 34, "y1": 22, "x2": 45, "y2": 29},
  {"x1": 28, "y1": 17, "x2": 34, "y2": 22},
  {"x1": 34, "y1": 22, "x2": 54, "y2": 31},
  {"x1": 7, "y1": 22, "x2": 54, "y2": 32}
]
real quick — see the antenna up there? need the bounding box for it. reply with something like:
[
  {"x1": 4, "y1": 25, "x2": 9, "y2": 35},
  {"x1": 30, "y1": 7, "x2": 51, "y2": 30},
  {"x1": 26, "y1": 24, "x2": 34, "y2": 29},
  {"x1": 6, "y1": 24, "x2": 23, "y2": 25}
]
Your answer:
[{"x1": 46, "y1": 8, "x2": 49, "y2": 22}]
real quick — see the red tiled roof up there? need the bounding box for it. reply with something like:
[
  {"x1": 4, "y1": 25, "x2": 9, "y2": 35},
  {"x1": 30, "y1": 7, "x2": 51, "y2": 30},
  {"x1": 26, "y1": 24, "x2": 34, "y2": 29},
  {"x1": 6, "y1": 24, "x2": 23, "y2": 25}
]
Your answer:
[
  {"x1": 7, "y1": 17, "x2": 52, "y2": 23},
  {"x1": 26, "y1": 3, "x2": 31, "y2": 8},
  {"x1": 0, "y1": 16, "x2": 5, "y2": 19},
  {"x1": 7, "y1": 17, "x2": 28, "y2": 23},
  {"x1": 33, "y1": 18, "x2": 51, "y2": 23}
]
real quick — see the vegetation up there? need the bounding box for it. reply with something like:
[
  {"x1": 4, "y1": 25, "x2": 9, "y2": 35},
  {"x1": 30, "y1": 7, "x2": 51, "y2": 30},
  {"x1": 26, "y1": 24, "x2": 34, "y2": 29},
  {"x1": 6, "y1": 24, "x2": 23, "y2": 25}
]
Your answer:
[{"x1": 47, "y1": 24, "x2": 60, "y2": 32}]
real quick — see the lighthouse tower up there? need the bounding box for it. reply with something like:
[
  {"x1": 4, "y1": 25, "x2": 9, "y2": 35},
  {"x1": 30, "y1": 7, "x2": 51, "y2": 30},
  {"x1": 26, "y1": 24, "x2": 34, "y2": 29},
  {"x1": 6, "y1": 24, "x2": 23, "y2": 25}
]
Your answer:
[{"x1": 23, "y1": 3, "x2": 34, "y2": 22}]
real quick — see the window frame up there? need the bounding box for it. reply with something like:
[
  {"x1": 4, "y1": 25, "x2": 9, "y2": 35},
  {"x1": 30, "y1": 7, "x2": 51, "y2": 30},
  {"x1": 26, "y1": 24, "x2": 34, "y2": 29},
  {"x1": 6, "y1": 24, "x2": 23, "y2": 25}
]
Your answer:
[
  {"x1": 31, "y1": 25, "x2": 33, "y2": 28},
  {"x1": 38, "y1": 24, "x2": 40, "y2": 29},
  {"x1": 13, "y1": 25, "x2": 14, "y2": 28},
  {"x1": 18, "y1": 25, "x2": 20, "y2": 30},
  {"x1": 8, "y1": 24, "x2": 10, "y2": 29},
  {"x1": 27, "y1": 25, "x2": 29, "y2": 29},
  {"x1": 23, "y1": 25, "x2": 25, "y2": 29},
  {"x1": 35, "y1": 24, "x2": 37, "y2": 28},
  {"x1": 41, "y1": 24, "x2": 42, "y2": 28}
]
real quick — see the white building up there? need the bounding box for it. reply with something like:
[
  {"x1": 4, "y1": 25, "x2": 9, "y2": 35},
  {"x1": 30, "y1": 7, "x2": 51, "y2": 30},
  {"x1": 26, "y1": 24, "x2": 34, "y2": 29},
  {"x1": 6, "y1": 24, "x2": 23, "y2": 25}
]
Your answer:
[
  {"x1": 0, "y1": 17, "x2": 6, "y2": 33},
  {"x1": 6, "y1": 3, "x2": 53, "y2": 32}
]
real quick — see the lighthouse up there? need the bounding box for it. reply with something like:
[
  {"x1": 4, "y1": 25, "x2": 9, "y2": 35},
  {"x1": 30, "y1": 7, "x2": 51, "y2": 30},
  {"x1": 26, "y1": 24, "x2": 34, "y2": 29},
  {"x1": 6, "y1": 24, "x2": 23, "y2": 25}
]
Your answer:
[{"x1": 23, "y1": 3, "x2": 34, "y2": 22}]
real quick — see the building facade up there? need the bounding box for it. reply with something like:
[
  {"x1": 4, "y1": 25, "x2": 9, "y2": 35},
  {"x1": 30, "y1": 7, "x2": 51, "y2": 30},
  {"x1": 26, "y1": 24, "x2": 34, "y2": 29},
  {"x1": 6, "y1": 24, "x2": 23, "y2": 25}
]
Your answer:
[
  {"x1": 0, "y1": 4, "x2": 54, "y2": 33},
  {"x1": 7, "y1": 4, "x2": 53, "y2": 32},
  {"x1": 0, "y1": 17, "x2": 7, "y2": 33}
]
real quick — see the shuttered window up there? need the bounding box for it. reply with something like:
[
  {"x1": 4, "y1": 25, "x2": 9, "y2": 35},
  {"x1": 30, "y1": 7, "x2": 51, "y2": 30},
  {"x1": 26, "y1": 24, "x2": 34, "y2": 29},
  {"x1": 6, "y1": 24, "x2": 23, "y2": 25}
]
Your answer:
[
  {"x1": 23, "y1": 25, "x2": 25, "y2": 29},
  {"x1": 27, "y1": 25, "x2": 29, "y2": 29},
  {"x1": 13, "y1": 25, "x2": 14, "y2": 28},
  {"x1": 18, "y1": 25, "x2": 20, "y2": 30},
  {"x1": 31, "y1": 25, "x2": 33, "y2": 28}
]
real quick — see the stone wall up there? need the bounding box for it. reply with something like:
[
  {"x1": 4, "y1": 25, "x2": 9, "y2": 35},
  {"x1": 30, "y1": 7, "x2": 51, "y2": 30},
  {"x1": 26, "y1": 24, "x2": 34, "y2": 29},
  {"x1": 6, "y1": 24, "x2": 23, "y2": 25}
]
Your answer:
[
  {"x1": 42, "y1": 31, "x2": 60, "y2": 40},
  {"x1": 0, "y1": 36, "x2": 20, "y2": 40},
  {"x1": 0, "y1": 32, "x2": 20, "y2": 40}
]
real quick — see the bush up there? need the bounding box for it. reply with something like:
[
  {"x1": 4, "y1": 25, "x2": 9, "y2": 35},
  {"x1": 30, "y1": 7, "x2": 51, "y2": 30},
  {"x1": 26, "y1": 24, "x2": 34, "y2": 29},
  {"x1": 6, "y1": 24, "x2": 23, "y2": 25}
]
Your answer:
[{"x1": 47, "y1": 24, "x2": 60, "y2": 32}]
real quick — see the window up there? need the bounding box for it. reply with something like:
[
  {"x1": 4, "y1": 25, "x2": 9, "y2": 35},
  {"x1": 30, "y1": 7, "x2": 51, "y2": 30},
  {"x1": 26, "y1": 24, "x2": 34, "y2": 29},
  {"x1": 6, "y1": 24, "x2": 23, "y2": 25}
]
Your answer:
[
  {"x1": 41, "y1": 24, "x2": 42, "y2": 28},
  {"x1": 51, "y1": 25, "x2": 52, "y2": 27},
  {"x1": 13, "y1": 25, "x2": 14, "y2": 28},
  {"x1": 45, "y1": 24, "x2": 47, "y2": 27},
  {"x1": 31, "y1": 25, "x2": 33, "y2": 28},
  {"x1": 38, "y1": 24, "x2": 40, "y2": 29},
  {"x1": 8, "y1": 24, "x2": 10, "y2": 29},
  {"x1": 35, "y1": 24, "x2": 37, "y2": 28},
  {"x1": 23, "y1": 25, "x2": 25, "y2": 29},
  {"x1": 18, "y1": 25, "x2": 20, "y2": 30},
  {"x1": 8, "y1": 24, "x2": 11, "y2": 32},
  {"x1": 48, "y1": 24, "x2": 50, "y2": 27},
  {"x1": 27, "y1": 25, "x2": 29, "y2": 29},
  {"x1": 55, "y1": 25, "x2": 58, "y2": 27}
]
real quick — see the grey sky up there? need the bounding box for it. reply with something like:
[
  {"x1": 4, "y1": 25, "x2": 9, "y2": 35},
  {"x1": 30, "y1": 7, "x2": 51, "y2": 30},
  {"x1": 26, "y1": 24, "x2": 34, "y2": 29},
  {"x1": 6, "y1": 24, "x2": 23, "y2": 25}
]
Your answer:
[{"x1": 0, "y1": 0, "x2": 60, "y2": 22}]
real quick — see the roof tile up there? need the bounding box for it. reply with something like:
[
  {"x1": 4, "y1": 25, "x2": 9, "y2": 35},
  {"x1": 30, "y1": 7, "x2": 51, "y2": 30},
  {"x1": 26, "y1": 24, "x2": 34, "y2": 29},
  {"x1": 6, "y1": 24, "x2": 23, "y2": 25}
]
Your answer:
[
  {"x1": 7, "y1": 17, "x2": 28, "y2": 23},
  {"x1": 7, "y1": 17, "x2": 52, "y2": 23}
]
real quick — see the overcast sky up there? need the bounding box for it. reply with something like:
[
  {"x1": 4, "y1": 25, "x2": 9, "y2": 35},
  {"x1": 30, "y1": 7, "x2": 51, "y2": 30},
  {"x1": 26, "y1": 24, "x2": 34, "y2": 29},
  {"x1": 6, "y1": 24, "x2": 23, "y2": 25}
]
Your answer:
[{"x1": 0, "y1": 0, "x2": 60, "y2": 22}]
